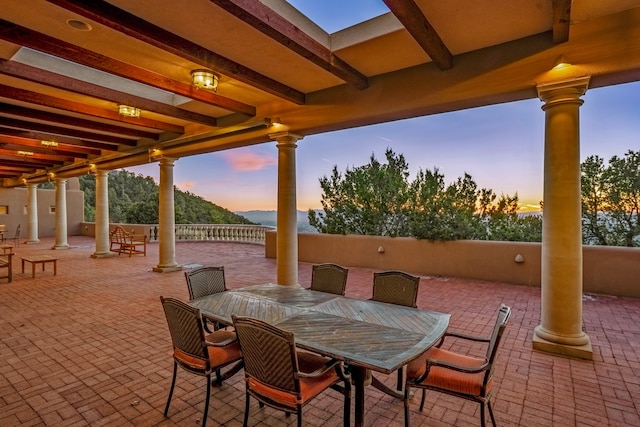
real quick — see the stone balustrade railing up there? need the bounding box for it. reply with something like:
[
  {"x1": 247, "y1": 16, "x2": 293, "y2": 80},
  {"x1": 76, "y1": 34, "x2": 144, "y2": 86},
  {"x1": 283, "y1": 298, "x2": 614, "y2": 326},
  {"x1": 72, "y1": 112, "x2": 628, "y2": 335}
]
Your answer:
[{"x1": 146, "y1": 224, "x2": 273, "y2": 245}]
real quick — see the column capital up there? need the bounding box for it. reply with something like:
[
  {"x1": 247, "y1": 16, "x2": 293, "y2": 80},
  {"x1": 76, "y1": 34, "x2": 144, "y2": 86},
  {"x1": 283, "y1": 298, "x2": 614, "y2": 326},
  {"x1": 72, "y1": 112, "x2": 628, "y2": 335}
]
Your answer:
[
  {"x1": 269, "y1": 131, "x2": 303, "y2": 145},
  {"x1": 537, "y1": 76, "x2": 590, "y2": 106},
  {"x1": 95, "y1": 169, "x2": 110, "y2": 178},
  {"x1": 158, "y1": 156, "x2": 177, "y2": 167},
  {"x1": 26, "y1": 183, "x2": 38, "y2": 189}
]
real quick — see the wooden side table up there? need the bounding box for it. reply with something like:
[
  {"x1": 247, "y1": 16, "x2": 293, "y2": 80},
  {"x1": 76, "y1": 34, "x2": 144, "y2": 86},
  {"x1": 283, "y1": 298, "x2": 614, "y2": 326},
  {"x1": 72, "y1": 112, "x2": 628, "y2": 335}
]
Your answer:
[
  {"x1": 0, "y1": 244, "x2": 14, "y2": 254},
  {"x1": 21, "y1": 255, "x2": 58, "y2": 278}
]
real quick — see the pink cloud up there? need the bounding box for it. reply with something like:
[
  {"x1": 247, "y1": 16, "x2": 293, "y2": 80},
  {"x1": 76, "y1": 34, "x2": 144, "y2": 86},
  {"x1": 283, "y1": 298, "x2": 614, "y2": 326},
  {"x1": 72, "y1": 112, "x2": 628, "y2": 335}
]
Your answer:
[
  {"x1": 222, "y1": 150, "x2": 277, "y2": 171},
  {"x1": 177, "y1": 181, "x2": 195, "y2": 190}
]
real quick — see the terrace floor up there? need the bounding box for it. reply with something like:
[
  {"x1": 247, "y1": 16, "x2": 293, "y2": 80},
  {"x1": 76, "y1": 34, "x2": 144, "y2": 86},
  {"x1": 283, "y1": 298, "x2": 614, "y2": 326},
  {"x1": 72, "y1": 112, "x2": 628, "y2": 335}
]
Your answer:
[{"x1": 1, "y1": 236, "x2": 639, "y2": 427}]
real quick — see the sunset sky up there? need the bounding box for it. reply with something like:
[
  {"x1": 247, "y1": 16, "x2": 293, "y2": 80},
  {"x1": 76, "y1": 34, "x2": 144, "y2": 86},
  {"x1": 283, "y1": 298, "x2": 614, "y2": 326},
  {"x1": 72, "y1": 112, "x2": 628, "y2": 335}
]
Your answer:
[{"x1": 126, "y1": 2, "x2": 640, "y2": 213}]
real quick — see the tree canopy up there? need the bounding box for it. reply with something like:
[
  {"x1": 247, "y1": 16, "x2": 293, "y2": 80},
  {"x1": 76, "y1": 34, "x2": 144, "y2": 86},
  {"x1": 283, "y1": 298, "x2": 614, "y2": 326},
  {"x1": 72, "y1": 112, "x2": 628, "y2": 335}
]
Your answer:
[
  {"x1": 309, "y1": 148, "x2": 542, "y2": 242},
  {"x1": 581, "y1": 150, "x2": 640, "y2": 246},
  {"x1": 78, "y1": 170, "x2": 253, "y2": 225}
]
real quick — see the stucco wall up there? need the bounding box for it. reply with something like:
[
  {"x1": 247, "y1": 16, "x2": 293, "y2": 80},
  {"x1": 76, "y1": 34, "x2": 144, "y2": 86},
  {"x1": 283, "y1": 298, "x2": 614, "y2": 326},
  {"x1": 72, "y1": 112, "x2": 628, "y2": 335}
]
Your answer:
[
  {"x1": 0, "y1": 181, "x2": 84, "y2": 238},
  {"x1": 265, "y1": 231, "x2": 640, "y2": 298}
]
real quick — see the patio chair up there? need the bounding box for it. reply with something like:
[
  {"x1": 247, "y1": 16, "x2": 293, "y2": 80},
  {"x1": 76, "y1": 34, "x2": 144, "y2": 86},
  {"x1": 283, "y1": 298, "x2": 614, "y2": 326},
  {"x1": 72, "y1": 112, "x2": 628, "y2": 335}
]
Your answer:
[
  {"x1": 371, "y1": 270, "x2": 421, "y2": 393},
  {"x1": 232, "y1": 315, "x2": 352, "y2": 427},
  {"x1": 185, "y1": 266, "x2": 226, "y2": 332},
  {"x1": 7, "y1": 224, "x2": 20, "y2": 247},
  {"x1": 403, "y1": 304, "x2": 512, "y2": 427},
  {"x1": 310, "y1": 263, "x2": 348, "y2": 295},
  {"x1": 160, "y1": 296, "x2": 243, "y2": 427}
]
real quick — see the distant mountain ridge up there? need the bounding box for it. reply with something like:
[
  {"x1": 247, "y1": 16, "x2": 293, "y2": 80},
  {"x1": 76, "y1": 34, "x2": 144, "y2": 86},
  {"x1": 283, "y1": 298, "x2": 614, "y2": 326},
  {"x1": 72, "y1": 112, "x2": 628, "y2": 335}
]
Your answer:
[{"x1": 235, "y1": 210, "x2": 319, "y2": 233}]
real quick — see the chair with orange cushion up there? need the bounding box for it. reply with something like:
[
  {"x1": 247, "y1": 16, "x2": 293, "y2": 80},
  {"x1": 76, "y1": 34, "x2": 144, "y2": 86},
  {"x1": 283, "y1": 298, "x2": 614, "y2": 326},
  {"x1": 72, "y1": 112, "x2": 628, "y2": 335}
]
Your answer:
[
  {"x1": 232, "y1": 315, "x2": 352, "y2": 427},
  {"x1": 310, "y1": 263, "x2": 349, "y2": 295},
  {"x1": 403, "y1": 304, "x2": 511, "y2": 427},
  {"x1": 370, "y1": 270, "x2": 421, "y2": 393},
  {"x1": 160, "y1": 297, "x2": 243, "y2": 427},
  {"x1": 185, "y1": 266, "x2": 227, "y2": 332}
]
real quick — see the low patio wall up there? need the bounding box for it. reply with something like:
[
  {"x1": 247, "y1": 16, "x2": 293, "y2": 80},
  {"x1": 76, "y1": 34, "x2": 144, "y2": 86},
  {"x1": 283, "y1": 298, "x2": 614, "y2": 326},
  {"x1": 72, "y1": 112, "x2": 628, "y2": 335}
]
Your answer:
[{"x1": 265, "y1": 231, "x2": 640, "y2": 298}]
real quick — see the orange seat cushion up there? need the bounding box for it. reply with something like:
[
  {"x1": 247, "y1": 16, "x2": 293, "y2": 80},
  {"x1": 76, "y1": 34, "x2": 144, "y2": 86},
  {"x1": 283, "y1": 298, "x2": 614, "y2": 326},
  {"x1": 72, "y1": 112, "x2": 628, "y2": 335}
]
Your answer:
[
  {"x1": 174, "y1": 330, "x2": 241, "y2": 370},
  {"x1": 407, "y1": 347, "x2": 492, "y2": 396},
  {"x1": 247, "y1": 351, "x2": 340, "y2": 407}
]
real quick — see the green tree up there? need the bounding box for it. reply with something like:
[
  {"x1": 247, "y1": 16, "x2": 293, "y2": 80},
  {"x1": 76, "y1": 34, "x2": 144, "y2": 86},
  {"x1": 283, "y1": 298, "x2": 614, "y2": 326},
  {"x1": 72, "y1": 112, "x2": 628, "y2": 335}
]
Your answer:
[
  {"x1": 309, "y1": 149, "x2": 412, "y2": 236},
  {"x1": 408, "y1": 169, "x2": 485, "y2": 240},
  {"x1": 78, "y1": 169, "x2": 253, "y2": 225},
  {"x1": 581, "y1": 151, "x2": 640, "y2": 246},
  {"x1": 310, "y1": 148, "x2": 542, "y2": 243}
]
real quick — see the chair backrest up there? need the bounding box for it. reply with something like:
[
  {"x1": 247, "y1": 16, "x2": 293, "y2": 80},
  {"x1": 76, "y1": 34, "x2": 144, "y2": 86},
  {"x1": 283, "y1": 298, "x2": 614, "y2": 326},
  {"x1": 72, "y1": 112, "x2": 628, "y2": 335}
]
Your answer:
[
  {"x1": 160, "y1": 296, "x2": 209, "y2": 369},
  {"x1": 185, "y1": 267, "x2": 226, "y2": 300},
  {"x1": 372, "y1": 270, "x2": 420, "y2": 307},
  {"x1": 485, "y1": 304, "x2": 511, "y2": 379},
  {"x1": 310, "y1": 263, "x2": 348, "y2": 295},
  {"x1": 14, "y1": 224, "x2": 20, "y2": 238},
  {"x1": 232, "y1": 316, "x2": 299, "y2": 394}
]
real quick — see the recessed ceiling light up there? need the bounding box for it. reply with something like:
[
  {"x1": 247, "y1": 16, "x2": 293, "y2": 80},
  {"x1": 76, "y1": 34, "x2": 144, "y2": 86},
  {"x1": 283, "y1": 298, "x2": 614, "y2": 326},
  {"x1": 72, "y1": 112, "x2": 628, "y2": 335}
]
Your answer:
[{"x1": 67, "y1": 19, "x2": 92, "y2": 32}]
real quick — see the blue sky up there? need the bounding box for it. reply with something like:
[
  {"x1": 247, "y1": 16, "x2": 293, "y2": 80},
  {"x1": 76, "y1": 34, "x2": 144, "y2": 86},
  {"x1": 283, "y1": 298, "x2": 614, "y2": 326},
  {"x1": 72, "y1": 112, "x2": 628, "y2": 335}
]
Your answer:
[{"x1": 126, "y1": 3, "x2": 640, "y2": 213}]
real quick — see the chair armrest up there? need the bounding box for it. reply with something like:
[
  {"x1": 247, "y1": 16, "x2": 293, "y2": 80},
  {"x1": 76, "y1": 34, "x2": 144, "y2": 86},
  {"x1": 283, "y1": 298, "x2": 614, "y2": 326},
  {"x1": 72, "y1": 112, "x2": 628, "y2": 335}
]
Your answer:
[
  {"x1": 206, "y1": 336, "x2": 237, "y2": 347},
  {"x1": 443, "y1": 330, "x2": 491, "y2": 343},
  {"x1": 426, "y1": 357, "x2": 489, "y2": 374},
  {"x1": 298, "y1": 358, "x2": 341, "y2": 379}
]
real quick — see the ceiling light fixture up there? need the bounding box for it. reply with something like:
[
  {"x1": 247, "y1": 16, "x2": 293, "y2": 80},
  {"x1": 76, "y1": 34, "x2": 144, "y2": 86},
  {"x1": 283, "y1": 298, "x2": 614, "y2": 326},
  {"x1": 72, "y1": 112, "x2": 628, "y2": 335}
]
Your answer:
[
  {"x1": 66, "y1": 19, "x2": 92, "y2": 31},
  {"x1": 552, "y1": 55, "x2": 571, "y2": 70},
  {"x1": 41, "y1": 140, "x2": 58, "y2": 147},
  {"x1": 191, "y1": 69, "x2": 219, "y2": 91},
  {"x1": 17, "y1": 150, "x2": 34, "y2": 156},
  {"x1": 118, "y1": 105, "x2": 141, "y2": 118},
  {"x1": 265, "y1": 117, "x2": 282, "y2": 126}
]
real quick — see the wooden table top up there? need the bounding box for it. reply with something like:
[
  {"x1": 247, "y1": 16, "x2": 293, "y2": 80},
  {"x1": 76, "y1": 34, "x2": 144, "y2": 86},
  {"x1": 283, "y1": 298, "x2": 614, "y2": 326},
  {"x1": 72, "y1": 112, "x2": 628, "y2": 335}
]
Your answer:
[
  {"x1": 21, "y1": 255, "x2": 58, "y2": 262},
  {"x1": 190, "y1": 283, "x2": 450, "y2": 373}
]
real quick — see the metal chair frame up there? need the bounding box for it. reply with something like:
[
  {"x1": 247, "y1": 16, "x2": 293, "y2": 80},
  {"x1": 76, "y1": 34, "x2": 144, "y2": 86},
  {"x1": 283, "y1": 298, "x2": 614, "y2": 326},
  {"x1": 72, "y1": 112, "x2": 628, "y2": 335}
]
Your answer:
[
  {"x1": 403, "y1": 304, "x2": 512, "y2": 427},
  {"x1": 160, "y1": 296, "x2": 243, "y2": 427},
  {"x1": 232, "y1": 315, "x2": 352, "y2": 427}
]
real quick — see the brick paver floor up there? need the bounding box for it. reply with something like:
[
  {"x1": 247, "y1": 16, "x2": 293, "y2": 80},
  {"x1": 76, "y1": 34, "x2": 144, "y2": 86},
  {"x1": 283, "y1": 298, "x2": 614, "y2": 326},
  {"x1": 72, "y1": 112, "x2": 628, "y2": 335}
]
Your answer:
[{"x1": 0, "y1": 236, "x2": 638, "y2": 426}]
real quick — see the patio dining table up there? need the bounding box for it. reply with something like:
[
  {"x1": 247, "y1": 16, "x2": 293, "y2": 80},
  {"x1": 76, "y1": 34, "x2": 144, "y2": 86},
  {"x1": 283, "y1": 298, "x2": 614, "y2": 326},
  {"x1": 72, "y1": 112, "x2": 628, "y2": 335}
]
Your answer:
[{"x1": 190, "y1": 283, "x2": 450, "y2": 427}]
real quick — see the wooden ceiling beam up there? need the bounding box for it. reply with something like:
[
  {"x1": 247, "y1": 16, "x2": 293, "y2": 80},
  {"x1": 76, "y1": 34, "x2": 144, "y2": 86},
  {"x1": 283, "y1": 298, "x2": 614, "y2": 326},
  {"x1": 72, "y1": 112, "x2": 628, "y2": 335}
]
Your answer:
[
  {"x1": 382, "y1": 0, "x2": 453, "y2": 70},
  {"x1": 0, "y1": 60, "x2": 219, "y2": 127},
  {"x1": 208, "y1": 0, "x2": 369, "y2": 89},
  {"x1": 0, "y1": 156, "x2": 54, "y2": 169},
  {"x1": 551, "y1": 0, "x2": 572, "y2": 43},
  {"x1": 0, "y1": 164, "x2": 36, "y2": 173},
  {"x1": 0, "y1": 138, "x2": 89, "y2": 159},
  {"x1": 0, "y1": 148, "x2": 68, "y2": 163},
  {"x1": 0, "y1": 103, "x2": 159, "y2": 140},
  {"x1": 0, "y1": 126, "x2": 116, "y2": 153},
  {"x1": 45, "y1": 0, "x2": 306, "y2": 104},
  {"x1": 0, "y1": 84, "x2": 184, "y2": 134},
  {"x1": 0, "y1": 19, "x2": 256, "y2": 117},
  {"x1": 0, "y1": 116, "x2": 137, "y2": 147}
]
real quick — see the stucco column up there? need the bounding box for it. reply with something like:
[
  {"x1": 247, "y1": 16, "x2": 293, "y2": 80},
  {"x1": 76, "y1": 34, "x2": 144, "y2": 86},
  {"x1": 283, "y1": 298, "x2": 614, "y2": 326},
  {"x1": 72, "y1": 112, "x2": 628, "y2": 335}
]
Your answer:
[
  {"x1": 52, "y1": 178, "x2": 70, "y2": 249},
  {"x1": 153, "y1": 157, "x2": 181, "y2": 272},
  {"x1": 92, "y1": 170, "x2": 114, "y2": 258},
  {"x1": 270, "y1": 132, "x2": 303, "y2": 286},
  {"x1": 25, "y1": 183, "x2": 39, "y2": 244},
  {"x1": 533, "y1": 77, "x2": 592, "y2": 359}
]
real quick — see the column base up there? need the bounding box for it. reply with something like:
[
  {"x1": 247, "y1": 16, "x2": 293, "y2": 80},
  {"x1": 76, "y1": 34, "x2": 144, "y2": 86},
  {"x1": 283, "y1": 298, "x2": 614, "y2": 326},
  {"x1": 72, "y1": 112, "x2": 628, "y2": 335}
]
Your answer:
[
  {"x1": 91, "y1": 251, "x2": 116, "y2": 259},
  {"x1": 153, "y1": 264, "x2": 183, "y2": 273},
  {"x1": 26, "y1": 239, "x2": 40, "y2": 244},
  {"x1": 532, "y1": 330, "x2": 593, "y2": 360},
  {"x1": 52, "y1": 244, "x2": 70, "y2": 250}
]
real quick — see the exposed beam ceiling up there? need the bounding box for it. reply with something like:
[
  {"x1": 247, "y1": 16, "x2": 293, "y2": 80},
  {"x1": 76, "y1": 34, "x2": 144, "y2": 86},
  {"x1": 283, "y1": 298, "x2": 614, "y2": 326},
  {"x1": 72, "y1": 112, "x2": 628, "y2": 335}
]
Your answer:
[
  {"x1": 0, "y1": 0, "x2": 637, "y2": 185},
  {"x1": 382, "y1": 0, "x2": 453, "y2": 70},
  {"x1": 45, "y1": 0, "x2": 307, "y2": 104},
  {"x1": 208, "y1": 0, "x2": 369, "y2": 89}
]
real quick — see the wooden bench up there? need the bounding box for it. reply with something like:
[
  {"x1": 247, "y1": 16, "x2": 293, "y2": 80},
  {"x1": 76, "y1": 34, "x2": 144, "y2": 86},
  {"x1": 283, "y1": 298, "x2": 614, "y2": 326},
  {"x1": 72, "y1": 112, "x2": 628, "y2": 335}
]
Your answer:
[
  {"x1": 109, "y1": 226, "x2": 147, "y2": 257},
  {"x1": 0, "y1": 252, "x2": 13, "y2": 283}
]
